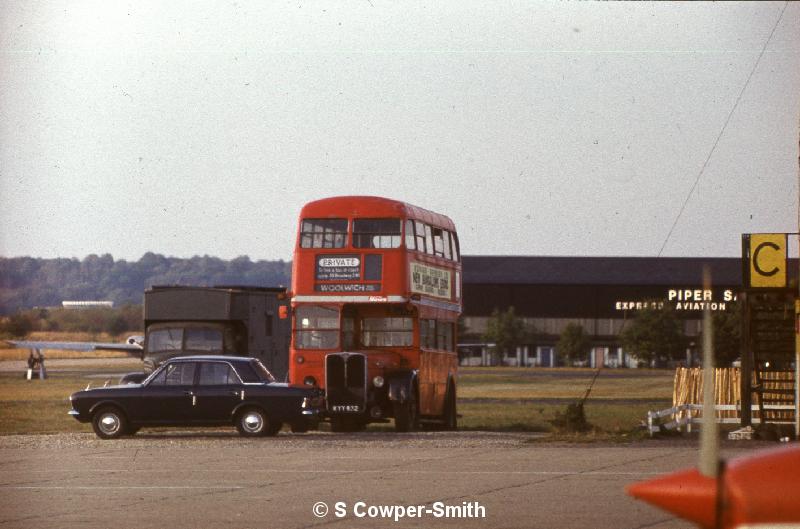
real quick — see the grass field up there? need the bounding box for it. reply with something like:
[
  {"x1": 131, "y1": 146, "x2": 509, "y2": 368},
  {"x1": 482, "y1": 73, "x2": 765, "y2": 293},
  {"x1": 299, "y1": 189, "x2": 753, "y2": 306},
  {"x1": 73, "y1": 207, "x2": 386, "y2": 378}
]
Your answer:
[
  {"x1": 0, "y1": 364, "x2": 674, "y2": 438},
  {"x1": 459, "y1": 367, "x2": 673, "y2": 400},
  {"x1": 455, "y1": 368, "x2": 672, "y2": 437},
  {"x1": 0, "y1": 374, "x2": 95, "y2": 434}
]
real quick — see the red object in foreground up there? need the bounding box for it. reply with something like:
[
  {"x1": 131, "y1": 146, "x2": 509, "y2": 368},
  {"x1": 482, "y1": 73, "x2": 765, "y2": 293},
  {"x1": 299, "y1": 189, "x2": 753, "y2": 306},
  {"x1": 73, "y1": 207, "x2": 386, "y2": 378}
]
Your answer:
[{"x1": 627, "y1": 446, "x2": 800, "y2": 529}]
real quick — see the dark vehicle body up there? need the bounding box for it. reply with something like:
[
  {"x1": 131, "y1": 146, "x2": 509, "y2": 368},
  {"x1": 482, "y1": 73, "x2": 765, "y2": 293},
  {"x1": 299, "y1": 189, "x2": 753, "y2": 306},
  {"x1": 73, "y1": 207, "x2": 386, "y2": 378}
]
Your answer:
[
  {"x1": 69, "y1": 356, "x2": 321, "y2": 439},
  {"x1": 141, "y1": 286, "x2": 290, "y2": 379}
]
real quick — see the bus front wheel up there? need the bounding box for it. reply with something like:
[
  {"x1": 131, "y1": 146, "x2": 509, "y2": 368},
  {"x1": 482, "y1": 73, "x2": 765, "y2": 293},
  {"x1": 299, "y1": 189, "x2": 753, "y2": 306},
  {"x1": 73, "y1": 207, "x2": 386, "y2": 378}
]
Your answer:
[{"x1": 393, "y1": 387, "x2": 419, "y2": 432}]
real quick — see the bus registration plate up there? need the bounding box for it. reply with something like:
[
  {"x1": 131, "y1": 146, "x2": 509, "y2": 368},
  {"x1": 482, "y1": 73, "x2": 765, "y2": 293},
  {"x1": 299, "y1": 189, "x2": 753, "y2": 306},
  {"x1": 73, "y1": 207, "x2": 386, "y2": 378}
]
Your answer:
[{"x1": 331, "y1": 405, "x2": 361, "y2": 413}]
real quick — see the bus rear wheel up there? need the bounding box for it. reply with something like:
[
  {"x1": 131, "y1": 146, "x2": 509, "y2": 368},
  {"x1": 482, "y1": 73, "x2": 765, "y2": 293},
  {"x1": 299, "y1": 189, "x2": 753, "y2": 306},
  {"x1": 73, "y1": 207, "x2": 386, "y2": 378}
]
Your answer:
[{"x1": 442, "y1": 383, "x2": 457, "y2": 431}]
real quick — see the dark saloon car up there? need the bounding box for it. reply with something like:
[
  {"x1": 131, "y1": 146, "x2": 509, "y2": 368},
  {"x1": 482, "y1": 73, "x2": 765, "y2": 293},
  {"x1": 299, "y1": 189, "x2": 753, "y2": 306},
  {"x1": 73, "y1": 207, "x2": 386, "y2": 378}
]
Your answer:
[{"x1": 69, "y1": 356, "x2": 323, "y2": 439}]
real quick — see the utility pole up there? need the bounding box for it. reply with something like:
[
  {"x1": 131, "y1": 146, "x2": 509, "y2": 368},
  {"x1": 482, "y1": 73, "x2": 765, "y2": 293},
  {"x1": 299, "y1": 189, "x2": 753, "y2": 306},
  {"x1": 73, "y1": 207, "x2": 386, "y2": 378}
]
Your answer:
[{"x1": 790, "y1": 117, "x2": 800, "y2": 440}]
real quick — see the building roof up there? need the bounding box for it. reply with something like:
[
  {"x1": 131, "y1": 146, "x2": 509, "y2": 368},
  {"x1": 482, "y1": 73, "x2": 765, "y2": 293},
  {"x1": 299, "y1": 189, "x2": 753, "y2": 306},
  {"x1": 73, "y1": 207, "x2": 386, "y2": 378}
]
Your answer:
[{"x1": 462, "y1": 255, "x2": 798, "y2": 286}]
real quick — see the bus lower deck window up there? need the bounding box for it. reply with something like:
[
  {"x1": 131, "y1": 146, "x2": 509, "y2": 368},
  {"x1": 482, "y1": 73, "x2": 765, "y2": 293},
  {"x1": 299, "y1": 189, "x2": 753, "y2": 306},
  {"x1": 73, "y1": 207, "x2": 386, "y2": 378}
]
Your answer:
[
  {"x1": 361, "y1": 317, "x2": 412, "y2": 347},
  {"x1": 294, "y1": 305, "x2": 340, "y2": 349}
]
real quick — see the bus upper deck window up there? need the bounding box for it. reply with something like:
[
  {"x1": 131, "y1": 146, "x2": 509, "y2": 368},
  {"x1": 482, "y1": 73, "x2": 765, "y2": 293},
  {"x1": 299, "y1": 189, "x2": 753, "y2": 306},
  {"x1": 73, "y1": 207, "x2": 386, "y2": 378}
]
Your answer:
[
  {"x1": 300, "y1": 219, "x2": 347, "y2": 249},
  {"x1": 405, "y1": 220, "x2": 415, "y2": 250},
  {"x1": 424, "y1": 225, "x2": 434, "y2": 256},
  {"x1": 415, "y1": 221, "x2": 426, "y2": 252},
  {"x1": 432, "y1": 228, "x2": 445, "y2": 258},
  {"x1": 442, "y1": 230, "x2": 452, "y2": 260},
  {"x1": 450, "y1": 232, "x2": 460, "y2": 261},
  {"x1": 353, "y1": 219, "x2": 401, "y2": 249}
]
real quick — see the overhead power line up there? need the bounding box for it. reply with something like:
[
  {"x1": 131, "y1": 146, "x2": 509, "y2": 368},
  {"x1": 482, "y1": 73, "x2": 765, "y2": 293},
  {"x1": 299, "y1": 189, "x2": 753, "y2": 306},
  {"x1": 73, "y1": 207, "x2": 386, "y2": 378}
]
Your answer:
[{"x1": 657, "y1": 2, "x2": 788, "y2": 257}]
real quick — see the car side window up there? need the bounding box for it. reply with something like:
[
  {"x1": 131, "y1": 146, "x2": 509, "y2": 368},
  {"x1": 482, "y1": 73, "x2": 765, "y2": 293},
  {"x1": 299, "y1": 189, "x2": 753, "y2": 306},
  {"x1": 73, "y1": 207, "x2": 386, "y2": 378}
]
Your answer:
[
  {"x1": 154, "y1": 362, "x2": 197, "y2": 385},
  {"x1": 198, "y1": 362, "x2": 238, "y2": 385}
]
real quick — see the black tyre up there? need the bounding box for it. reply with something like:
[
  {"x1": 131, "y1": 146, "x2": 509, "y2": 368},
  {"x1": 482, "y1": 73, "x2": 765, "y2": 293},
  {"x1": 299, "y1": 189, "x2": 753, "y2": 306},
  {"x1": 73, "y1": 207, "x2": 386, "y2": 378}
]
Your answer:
[
  {"x1": 92, "y1": 406, "x2": 128, "y2": 440},
  {"x1": 443, "y1": 383, "x2": 458, "y2": 431},
  {"x1": 330, "y1": 416, "x2": 366, "y2": 433},
  {"x1": 127, "y1": 426, "x2": 141, "y2": 436},
  {"x1": 422, "y1": 383, "x2": 457, "y2": 431},
  {"x1": 393, "y1": 385, "x2": 419, "y2": 432},
  {"x1": 235, "y1": 407, "x2": 269, "y2": 437}
]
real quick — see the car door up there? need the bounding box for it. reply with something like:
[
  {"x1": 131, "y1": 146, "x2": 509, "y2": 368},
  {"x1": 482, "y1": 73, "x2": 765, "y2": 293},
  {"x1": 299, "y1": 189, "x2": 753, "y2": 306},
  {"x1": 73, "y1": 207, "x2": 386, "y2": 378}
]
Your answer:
[
  {"x1": 135, "y1": 362, "x2": 198, "y2": 424},
  {"x1": 192, "y1": 362, "x2": 243, "y2": 423}
]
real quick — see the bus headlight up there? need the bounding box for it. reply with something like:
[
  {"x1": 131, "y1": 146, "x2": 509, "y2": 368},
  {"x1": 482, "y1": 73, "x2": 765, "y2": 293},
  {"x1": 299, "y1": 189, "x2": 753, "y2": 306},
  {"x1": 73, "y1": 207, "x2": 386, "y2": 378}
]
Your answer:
[
  {"x1": 372, "y1": 376, "x2": 385, "y2": 388},
  {"x1": 296, "y1": 355, "x2": 304, "y2": 364},
  {"x1": 303, "y1": 376, "x2": 317, "y2": 387}
]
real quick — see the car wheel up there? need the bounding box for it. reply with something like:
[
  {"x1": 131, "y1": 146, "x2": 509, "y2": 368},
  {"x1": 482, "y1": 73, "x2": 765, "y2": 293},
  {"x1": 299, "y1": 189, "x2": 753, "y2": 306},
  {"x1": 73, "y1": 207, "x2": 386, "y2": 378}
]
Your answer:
[
  {"x1": 92, "y1": 406, "x2": 128, "y2": 440},
  {"x1": 393, "y1": 385, "x2": 419, "y2": 433},
  {"x1": 236, "y1": 407, "x2": 269, "y2": 437}
]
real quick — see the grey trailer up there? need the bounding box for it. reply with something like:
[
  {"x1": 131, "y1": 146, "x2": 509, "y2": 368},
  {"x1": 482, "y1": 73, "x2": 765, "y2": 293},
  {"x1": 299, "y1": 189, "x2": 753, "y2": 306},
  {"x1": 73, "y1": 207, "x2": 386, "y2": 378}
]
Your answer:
[{"x1": 142, "y1": 286, "x2": 290, "y2": 380}]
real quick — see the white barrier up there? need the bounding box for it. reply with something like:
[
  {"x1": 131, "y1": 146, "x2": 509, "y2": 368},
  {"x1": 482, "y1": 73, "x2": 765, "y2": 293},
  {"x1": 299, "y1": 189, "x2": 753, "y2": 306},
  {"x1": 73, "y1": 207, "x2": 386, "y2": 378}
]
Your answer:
[{"x1": 646, "y1": 403, "x2": 796, "y2": 436}]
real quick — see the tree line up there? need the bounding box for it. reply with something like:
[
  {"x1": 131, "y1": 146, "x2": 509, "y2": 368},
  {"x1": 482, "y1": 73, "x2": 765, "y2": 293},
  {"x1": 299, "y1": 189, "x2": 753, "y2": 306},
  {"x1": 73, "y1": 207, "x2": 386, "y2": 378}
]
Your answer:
[
  {"x1": 1, "y1": 305, "x2": 143, "y2": 338},
  {"x1": 0, "y1": 253, "x2": 291, "y2": 315}
]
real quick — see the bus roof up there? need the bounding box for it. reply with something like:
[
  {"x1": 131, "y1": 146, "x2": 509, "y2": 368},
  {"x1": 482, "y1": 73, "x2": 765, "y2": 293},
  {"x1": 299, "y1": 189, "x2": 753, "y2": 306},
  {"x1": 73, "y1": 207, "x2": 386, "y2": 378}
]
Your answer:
[{"x1": 299, "y1": 196, "x2": 457, "y2": 232}]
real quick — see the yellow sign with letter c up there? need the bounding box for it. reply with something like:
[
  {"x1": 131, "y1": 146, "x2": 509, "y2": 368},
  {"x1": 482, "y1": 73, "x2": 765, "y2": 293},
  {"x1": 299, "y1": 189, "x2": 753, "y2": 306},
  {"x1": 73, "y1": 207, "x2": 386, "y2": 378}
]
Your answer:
[{"x1": 749, "y1": 233, "x2": 787, "y2": 288}]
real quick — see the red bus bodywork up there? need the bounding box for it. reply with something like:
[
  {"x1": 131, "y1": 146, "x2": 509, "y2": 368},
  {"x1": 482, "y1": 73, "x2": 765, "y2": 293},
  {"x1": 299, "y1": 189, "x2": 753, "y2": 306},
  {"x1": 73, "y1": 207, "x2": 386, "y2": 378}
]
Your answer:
[{"x1": 289, "y1": 196, "x2": 462, "y2": 431}]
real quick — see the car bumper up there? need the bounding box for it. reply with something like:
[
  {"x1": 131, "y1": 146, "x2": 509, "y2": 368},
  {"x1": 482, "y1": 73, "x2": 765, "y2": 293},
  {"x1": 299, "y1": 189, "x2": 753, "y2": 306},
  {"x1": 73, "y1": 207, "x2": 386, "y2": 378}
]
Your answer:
[{"x1": 68, "y1": 409, "x2": 89, "y2": 422}]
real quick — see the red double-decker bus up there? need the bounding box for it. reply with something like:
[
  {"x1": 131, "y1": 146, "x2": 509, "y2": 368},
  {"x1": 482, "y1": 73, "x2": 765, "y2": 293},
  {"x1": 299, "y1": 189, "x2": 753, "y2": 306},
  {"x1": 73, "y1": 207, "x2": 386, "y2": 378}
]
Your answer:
[{"x1": 289, "y1": 196, "x2": 462, "y2": 432}]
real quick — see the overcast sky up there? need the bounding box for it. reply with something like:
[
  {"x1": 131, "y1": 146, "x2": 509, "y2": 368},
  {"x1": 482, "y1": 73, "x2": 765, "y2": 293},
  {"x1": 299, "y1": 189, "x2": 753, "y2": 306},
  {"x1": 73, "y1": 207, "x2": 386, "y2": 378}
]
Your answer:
[{"x1": 1, "y1": 1, "x2": 799, "y2": 262}]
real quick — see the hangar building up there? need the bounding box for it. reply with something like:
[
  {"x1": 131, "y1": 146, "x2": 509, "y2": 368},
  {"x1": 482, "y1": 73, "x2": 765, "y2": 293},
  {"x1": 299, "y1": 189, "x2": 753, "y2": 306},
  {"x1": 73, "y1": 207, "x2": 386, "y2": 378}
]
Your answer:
[{"x1": 458, "y1": 256, "x2": 797, "y2": 368}]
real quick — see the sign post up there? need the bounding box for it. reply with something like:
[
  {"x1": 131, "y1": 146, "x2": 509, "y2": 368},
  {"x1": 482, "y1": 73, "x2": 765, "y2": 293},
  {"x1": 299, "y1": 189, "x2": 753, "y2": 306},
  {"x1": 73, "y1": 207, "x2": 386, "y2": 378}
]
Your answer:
[
  {"x1": 796, "y1": 299, "x2": 800, "y2": 439},
  {"x1": 740, "y1": 233, "x2": 791, "y2": 431}
]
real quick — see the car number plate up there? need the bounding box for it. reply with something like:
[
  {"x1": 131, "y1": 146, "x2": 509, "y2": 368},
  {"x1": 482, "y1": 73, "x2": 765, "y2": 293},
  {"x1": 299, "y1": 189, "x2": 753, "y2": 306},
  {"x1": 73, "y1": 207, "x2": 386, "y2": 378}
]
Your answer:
[{"x1": 330, "y1": 405, "x2": 361, "y2": 412}]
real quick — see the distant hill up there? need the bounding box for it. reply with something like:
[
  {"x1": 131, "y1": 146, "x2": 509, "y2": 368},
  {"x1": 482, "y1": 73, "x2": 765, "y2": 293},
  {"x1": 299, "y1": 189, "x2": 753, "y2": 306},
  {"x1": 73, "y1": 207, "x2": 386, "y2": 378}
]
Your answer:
[{"x1": 0, "y1": 253, "x2": 291, "y2": 314}]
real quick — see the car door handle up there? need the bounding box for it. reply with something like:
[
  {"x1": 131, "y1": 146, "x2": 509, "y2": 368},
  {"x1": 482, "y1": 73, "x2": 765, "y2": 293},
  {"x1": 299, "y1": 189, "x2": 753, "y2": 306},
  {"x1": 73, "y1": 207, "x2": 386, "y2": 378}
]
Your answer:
[
  {"x1": 230, "y1": 390, "x2": 240, "y2": 396},
  {"x1": 183, "y1": 390, "x2": 194, "y2": 396}
]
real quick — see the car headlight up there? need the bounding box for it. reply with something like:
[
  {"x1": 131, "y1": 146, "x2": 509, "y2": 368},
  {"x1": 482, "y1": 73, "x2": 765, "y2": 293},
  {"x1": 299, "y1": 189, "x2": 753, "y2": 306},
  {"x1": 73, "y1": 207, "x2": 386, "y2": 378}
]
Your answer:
[
  {"x1": 302, "y1": 396, "x2": 323, "y2": 408},
  {"x1": 372, "y1": 376, "x2": 385, "y2": 388}
]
